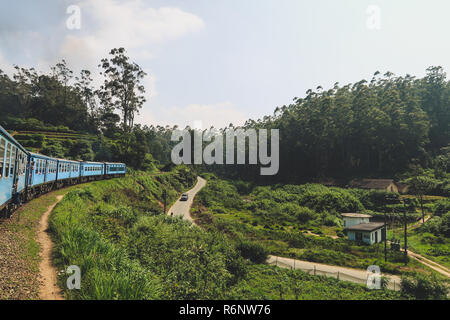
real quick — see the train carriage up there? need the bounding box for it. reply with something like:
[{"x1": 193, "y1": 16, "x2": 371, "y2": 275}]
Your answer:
[
  {"x1": 56, "y1": 159, "x2": 81, "y2": 186},
  {"x1": 105, "y1": 162, "x2": 127, "y2": 176},
  {"x1": 28, "y1": 153, "x2": 58, "y2": 188},
  {"x1": 81, "y1": 161, "x2": 104, "y2": 181},
  {"x1": 0, "y1": 126, "x2": 28, "y2": 214}
]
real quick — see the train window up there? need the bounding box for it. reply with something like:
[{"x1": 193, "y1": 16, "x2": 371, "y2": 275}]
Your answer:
[
  {"x1": 0, "y1": 138, "x2": 4, "y2": 179},
  {"x1": 11, "y1": 146, "x2": 16, "y2": 176},
  {"x1": 5, "y1": 143, "x2": 11, "y2": 178}
]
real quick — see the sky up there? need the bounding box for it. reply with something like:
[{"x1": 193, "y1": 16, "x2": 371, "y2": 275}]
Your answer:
[{"x1": 1, "y1": 0, "x2": 450, "y2": 129}]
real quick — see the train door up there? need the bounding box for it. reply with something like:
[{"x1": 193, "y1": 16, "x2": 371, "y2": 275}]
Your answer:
[
  {"x1": 11, "y1": 145, "x2": 18, "y2": 195},
  {"x1": 29, "y1": 157, "x2": 35, "y2": 186},
  {"x1": 44, "y1": 159, "x2": 48, "y2": 183}
]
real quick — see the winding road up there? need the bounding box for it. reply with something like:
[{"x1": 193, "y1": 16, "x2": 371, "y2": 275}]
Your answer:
[{"x1": 167, "y1": 176, "x2": 206, "y2": 222}]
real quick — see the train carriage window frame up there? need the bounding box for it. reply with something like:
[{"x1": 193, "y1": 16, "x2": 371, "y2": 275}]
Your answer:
[
  {"x1": 5, "y1": 142, "x2": 11, "y2": 178},
  {"x1": 0, "y1": 137, "x2": 5, "y2": 179},
  {"x1": 11, "y1": 146, "x2": 16, "y2": 176}
]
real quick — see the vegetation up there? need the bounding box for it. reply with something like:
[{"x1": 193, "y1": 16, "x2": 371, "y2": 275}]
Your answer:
[
  {"x1": 401, "y1": 273, "x2": 448, "y2": 299},
  {"x1": 47, "y1": 171, "x2": 404, "y2": 300},
  {"x1": 0, "y1": 49, "x2": 178, "y2": 169},
  {"x1": 192, "y1": 175, "x2": 445, "y2": 277}
]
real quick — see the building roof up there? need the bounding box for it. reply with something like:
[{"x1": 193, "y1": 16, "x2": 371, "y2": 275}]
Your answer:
[
  {"x1": 341, "y1": 213, "x2": 372, "y2": 218},
  {"x1": 345, "y1": 222, "x2": 385, "y2": 232},
  {"x1": 349, "y1": 179, "x2": 397, "y2": 190}
]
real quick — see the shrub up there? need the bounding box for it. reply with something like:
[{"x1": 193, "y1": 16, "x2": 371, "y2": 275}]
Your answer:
[
  {"x1": 236, "y1": 240, "x2": 268, "y2": 264},
  {"x1": 401, "y1": 274, "x2": 448, "y2": 300},
  {"x1": 433, "y1": 199, "x2": 450, "y2": 217}
]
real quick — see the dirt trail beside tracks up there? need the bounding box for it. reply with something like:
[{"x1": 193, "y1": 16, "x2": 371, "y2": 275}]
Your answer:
[{"x1": 37, "y1": 195, "x2": 64, "y2": 300}]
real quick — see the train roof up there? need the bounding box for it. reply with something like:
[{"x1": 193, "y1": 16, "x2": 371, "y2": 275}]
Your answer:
[
  {"x1": 0, "y1": 125, "x2": 29, "y2": 154},
  {"x1": 81, "y1": 161, "x2": 104, "y2": 165},
  {"x1": 29, "y1": 152, "x2": 56, "y2": 160},
  {"x1": 54, "y1": 158, "x2": 81, "y2": 163},
  {"x1": 105, "y1": 162, "x2": 126, "y2": 165}
]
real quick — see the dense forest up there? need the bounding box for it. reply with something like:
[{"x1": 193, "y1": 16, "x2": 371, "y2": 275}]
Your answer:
[
  {"x1": 0, "y1": 48, "x2": 449, "y2": 186},
  {"x1": 207, "y1": 67, "x2": 449, "y2": 184}
]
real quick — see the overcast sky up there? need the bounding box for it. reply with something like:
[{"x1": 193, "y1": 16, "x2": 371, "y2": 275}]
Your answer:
[{"x1": 1, "y1": 0, "x2": 450, "y2": 128}]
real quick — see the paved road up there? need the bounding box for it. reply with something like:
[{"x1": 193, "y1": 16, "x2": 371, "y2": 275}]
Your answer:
[{"x1": 167, "y1": 176, "x2": 206, "y2": 222}]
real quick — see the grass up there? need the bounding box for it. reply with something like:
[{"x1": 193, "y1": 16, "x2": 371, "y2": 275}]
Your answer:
[
  {"x1": 228, "y1": 264, "x2": 402, "y2": 300},
  {"x1": 407, "y1": 232, "x2": 450, "y2": 270}
]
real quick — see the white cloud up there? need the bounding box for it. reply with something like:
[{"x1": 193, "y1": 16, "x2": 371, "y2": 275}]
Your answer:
[
  {"x1": 0, "y1": 0, "x2": 204, "y2": 81},
  {"x1": 137, "y1": 102, "x2": 249, "y2": 129},
  {"x1": 58, "y1": 0, "x2": 205, "y2": 69}
]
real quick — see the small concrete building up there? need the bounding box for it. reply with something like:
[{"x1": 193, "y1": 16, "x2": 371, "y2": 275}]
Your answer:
[
  {"x1": 345, "y1": 222, "x2": 386, "y2": 245},
  {"x1": 342, "y1": 213, "x2": 386, "y2": 245}
]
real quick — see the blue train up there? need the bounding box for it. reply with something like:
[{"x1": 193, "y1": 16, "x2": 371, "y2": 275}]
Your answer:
[{"x1": 0, "y1": 125, "x2": 126, "y2": 217}]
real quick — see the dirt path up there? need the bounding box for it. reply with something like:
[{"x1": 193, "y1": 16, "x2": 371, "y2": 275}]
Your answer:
[
  {"x1": 37, "y1": 195, "x2": 65, "y2": 300},
  {"x1": 406, "y1": 250, "x2": 450, "y2": 278}
]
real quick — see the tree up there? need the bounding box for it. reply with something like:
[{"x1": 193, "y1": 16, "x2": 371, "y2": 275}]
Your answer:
[
  {"x1": 406, "y1": 176, "x2": 438, "y2": 223},
  {"x1": 99, "y1": 48, "x2": 147, "y2": 132}
]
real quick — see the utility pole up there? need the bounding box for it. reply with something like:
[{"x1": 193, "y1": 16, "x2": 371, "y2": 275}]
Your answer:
[
  {"x1": 402, "y1": 199, "x2": 408, "y2": 266},
  {"x1": 384, "y1": 194, "x2": 398, "y2": 263},
  {"x1": 384, "y1": 211, "x2": 387, "y2": 263},
  {"x1": 163, "y1": 189, "x2": 167, "y2": 214}
]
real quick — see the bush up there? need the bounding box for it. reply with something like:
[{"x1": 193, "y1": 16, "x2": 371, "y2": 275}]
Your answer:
[
  {"x1": 401, "y1": 274, "x2": 448, "y2": 299},
  {"x1": 433, "y1": 199, "x2": 450, "y2": 217},
  {"x1": 236, "y1": 240, "x2": 268, "y2": 264}
]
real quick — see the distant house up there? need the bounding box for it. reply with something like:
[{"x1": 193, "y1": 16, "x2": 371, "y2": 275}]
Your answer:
[
  {"x1": 342, "y1": 213, "x2": 386, "y2": 245},
  {"x1": 349, "y1": 179, "x2": 399, "y2": 193}
]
